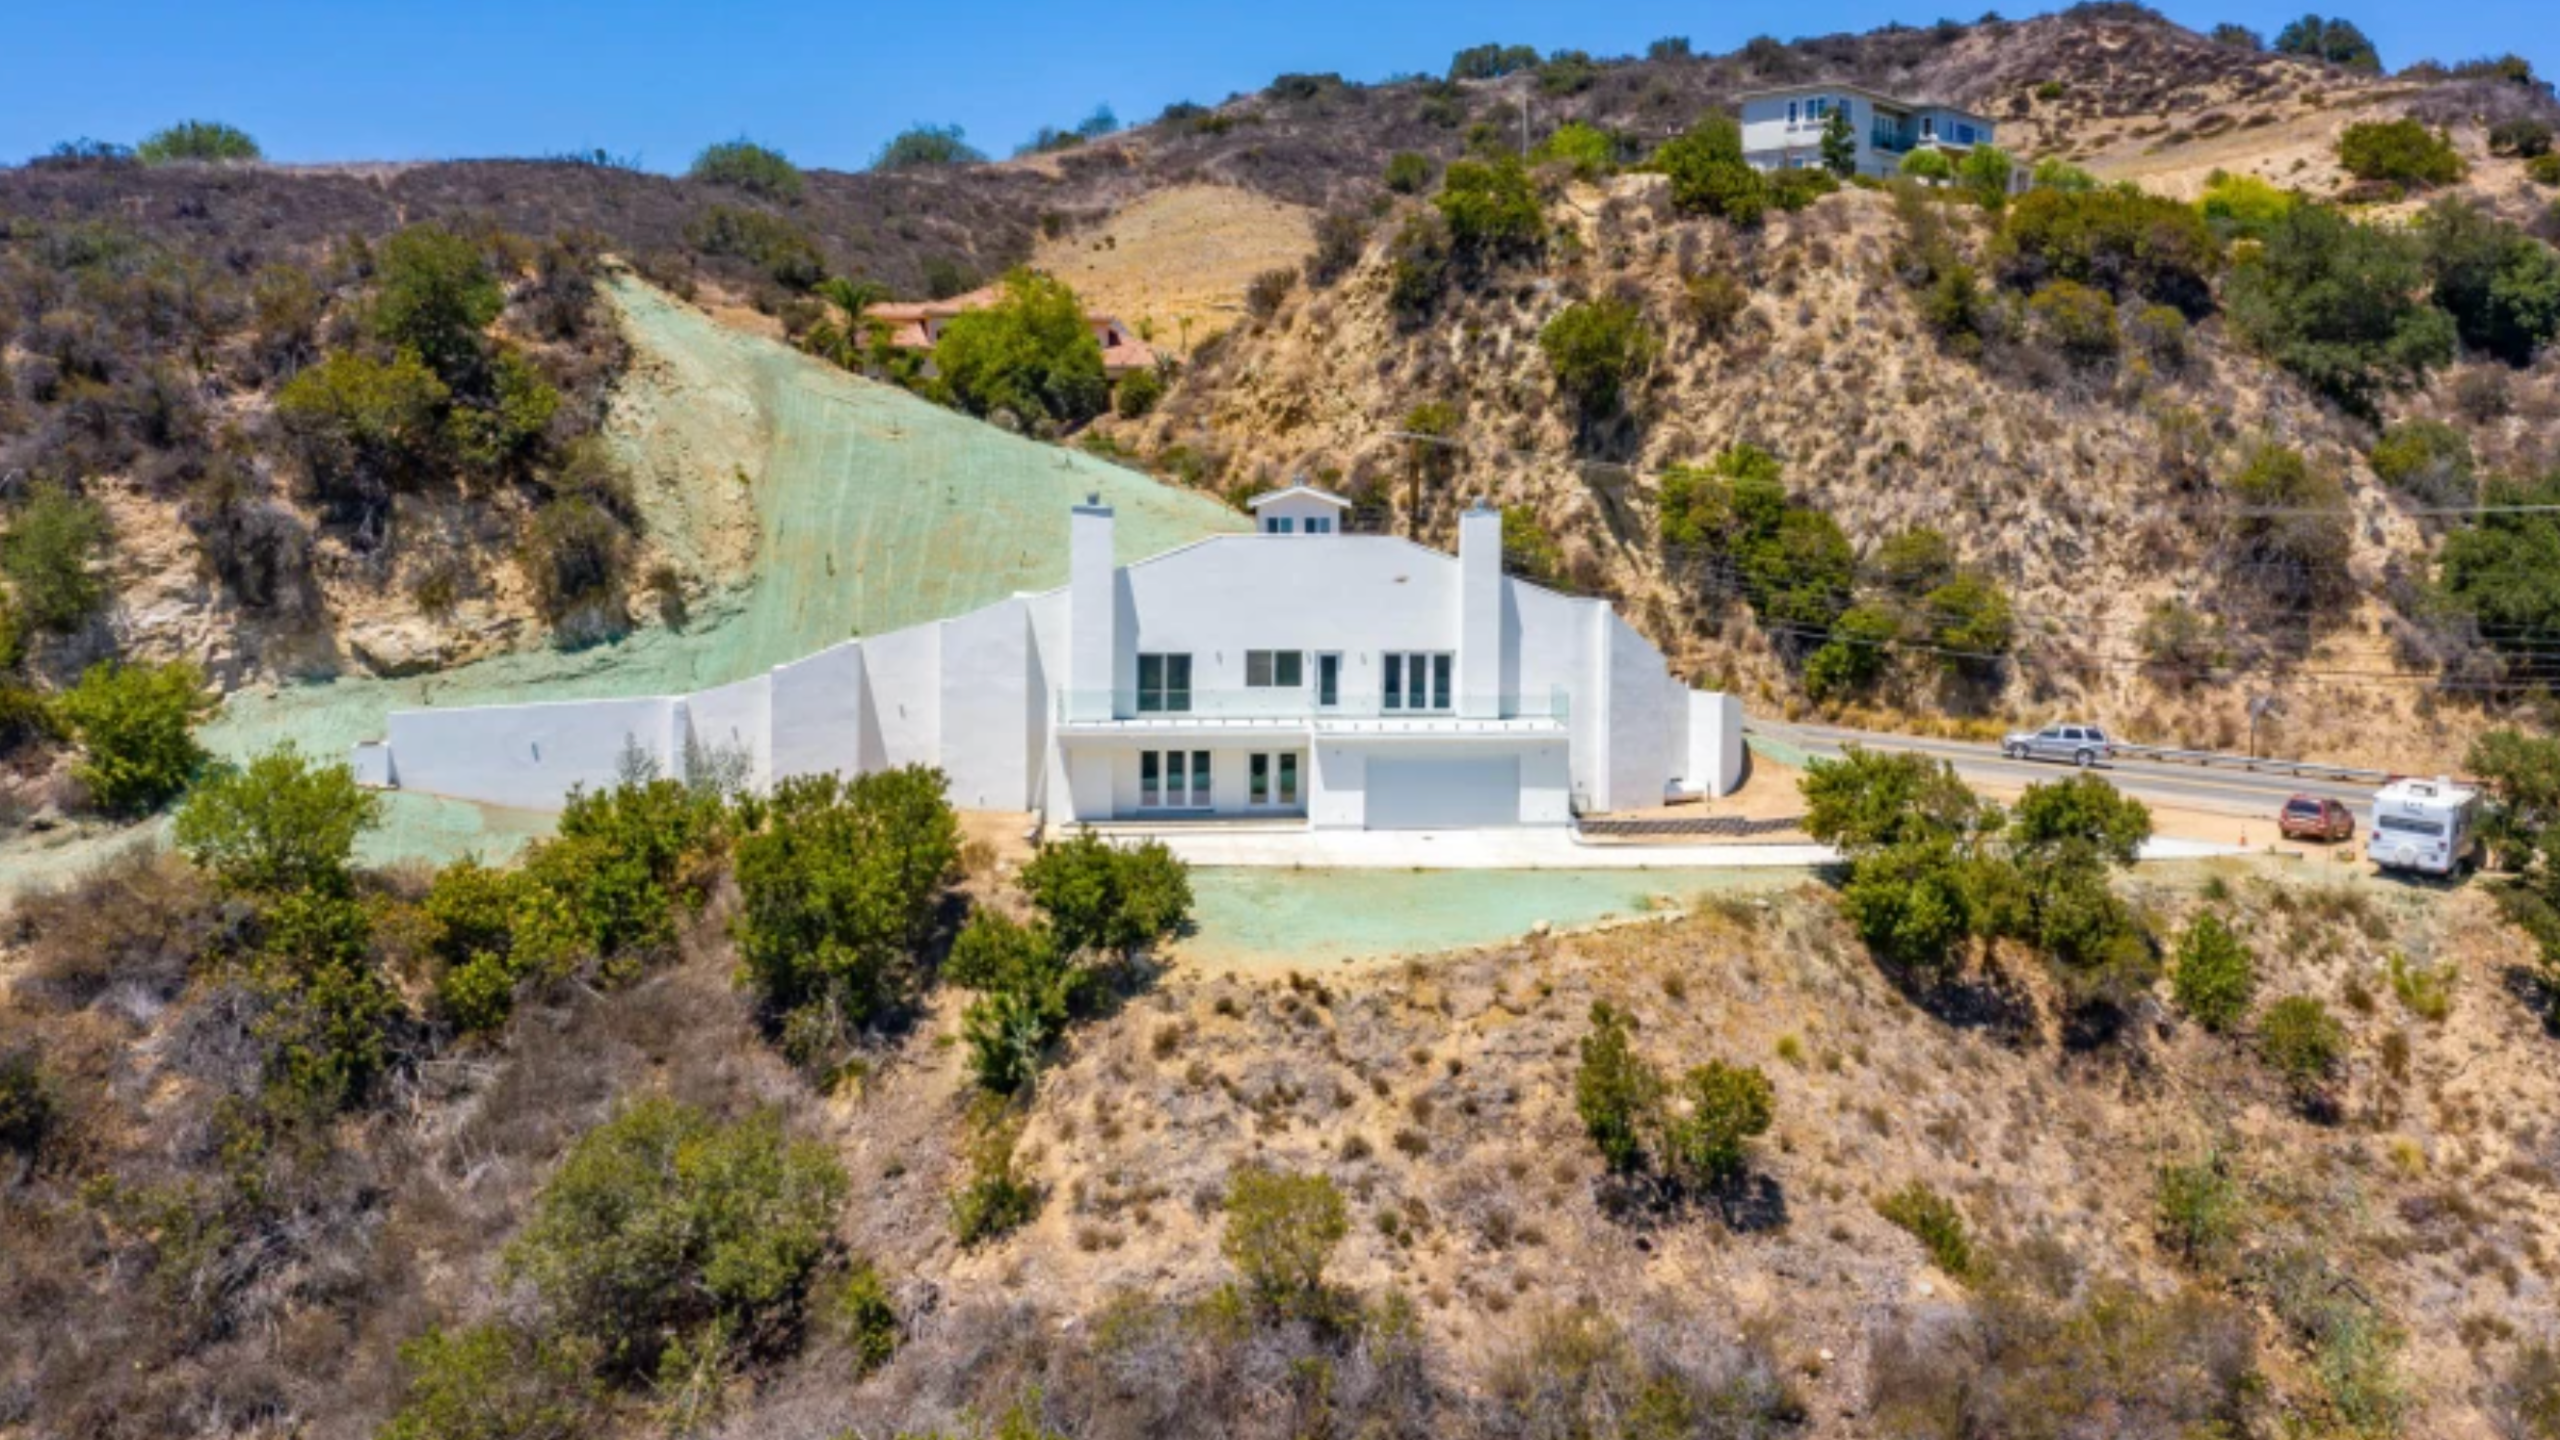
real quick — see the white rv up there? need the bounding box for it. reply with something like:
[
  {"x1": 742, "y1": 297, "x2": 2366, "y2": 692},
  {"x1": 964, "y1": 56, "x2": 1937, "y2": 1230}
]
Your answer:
[{"x1": 2367, "y1": 777, "x2": 2481, "y2": 877}]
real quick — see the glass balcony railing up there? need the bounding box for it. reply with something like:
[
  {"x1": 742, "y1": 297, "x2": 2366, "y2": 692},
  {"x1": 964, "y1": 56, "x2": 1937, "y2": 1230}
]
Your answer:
[{"x1": 1054, "y1": 687, "x2": 1569, "y2": 723}]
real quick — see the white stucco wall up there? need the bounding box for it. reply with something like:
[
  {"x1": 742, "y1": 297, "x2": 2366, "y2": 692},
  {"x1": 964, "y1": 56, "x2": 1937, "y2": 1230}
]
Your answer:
[
  {"x1": 385, "y1": 695, "x2": 677, "y2": 810},
  {"x1": 1686, "y1": 690, "x2": 1746, "y2": 798},
  {"x1": 1251, "y1": 492, "x2": 1349, "y2": 533},
  {"x1": 860, "y1": 623, "x2": 942, "y2": 771},
  {"x1": 686, "y1": 672, "x2": 773, "y2": 790},
  {"x1": 937, "y1": 599, "x2": 1035, "y2": 810},
  {"x1": 769, "y1": 641, "x2": 866, "y2": 783},
  {"x1": 1603, "y1": 612, "x2": 1687, "y2": 811}
]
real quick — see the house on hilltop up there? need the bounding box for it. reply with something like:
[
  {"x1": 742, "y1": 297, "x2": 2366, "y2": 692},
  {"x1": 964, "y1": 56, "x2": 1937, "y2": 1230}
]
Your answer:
[
  {"x1": 866, "y1": 285, "x2": 1158, "y2": 376},
  {"x1": 1736, "y1": 84, "x2": 2011, "y2": 183},
  {"x1": 353, "y1": 489, "x2": 1746, "y2": 829}
]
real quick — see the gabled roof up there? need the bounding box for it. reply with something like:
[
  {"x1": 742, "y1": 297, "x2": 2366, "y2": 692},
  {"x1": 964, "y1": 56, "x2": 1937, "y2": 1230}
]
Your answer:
[{"x1": 1246, "y1": 482, "x2": 1352, "y2": 510}]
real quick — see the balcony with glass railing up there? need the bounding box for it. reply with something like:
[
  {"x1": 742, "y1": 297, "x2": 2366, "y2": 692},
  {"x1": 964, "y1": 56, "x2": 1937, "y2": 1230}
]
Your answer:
[{"x1": 1053, "y1": 686, "x2": 1570, "y2": 727}]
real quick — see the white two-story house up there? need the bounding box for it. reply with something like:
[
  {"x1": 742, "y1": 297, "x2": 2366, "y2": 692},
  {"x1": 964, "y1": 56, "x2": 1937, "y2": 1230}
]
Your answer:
[
  {"x1": 355, "y1": 484, "x2": 1745, "y2": 830},
  {"x1": 1736, "y1": 84, "x2": 2003, "y2": 181}
]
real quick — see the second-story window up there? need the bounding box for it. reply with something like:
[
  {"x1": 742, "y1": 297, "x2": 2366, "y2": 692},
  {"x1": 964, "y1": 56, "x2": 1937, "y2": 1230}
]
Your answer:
[
  {"x1": 1383, "y1": 652, "x2": 1452, "y2": 712},
  {"x1": 1246, "y1": 650, "x2": 1304, "y2": 688},
  {"x1": 1137, "y1": 653, "x2": 1192, "y2": 713}
]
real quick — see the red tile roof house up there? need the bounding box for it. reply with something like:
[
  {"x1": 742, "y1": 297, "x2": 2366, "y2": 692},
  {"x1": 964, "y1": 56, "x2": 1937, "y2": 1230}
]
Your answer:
[{"x1": 865, "y1": 285, "x2": 1159, "y2": 376}]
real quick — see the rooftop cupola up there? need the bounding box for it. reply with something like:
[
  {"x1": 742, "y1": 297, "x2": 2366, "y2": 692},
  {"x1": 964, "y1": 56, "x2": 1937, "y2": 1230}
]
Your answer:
[{"x1": 1245, "y1": 478, "x2": 1351, "y2": 536}]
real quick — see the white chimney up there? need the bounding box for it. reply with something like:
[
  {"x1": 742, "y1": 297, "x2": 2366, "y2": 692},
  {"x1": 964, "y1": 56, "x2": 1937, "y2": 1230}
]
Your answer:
[
  {"x1": 1068, "y1": 496, "x2": 1116, "y2": 721},
  {"x1": 1456, "y1": 500, "x2": 1502, "y2": 719}
]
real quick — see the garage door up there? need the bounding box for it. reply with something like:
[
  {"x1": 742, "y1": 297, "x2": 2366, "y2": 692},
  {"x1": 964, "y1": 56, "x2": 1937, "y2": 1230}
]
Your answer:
[{"x1": 1366, "y1": 756, "x2": 1520, "y2": 829}]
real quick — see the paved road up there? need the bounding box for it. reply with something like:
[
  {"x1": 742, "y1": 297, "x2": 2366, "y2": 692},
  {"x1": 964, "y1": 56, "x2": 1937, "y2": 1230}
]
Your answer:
[{"x1": 1752, "y1": 720, "x2": 2381, "y2": 827}]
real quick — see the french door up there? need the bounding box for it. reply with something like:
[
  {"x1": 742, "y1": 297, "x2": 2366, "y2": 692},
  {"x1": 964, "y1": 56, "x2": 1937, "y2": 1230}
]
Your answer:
[
  {"x1": 1140, "y1": 749, "x2": 1212, "y2": 809},
  {"x1": 1247, "y1": 751, "x2": 1302, "y2": 809}
]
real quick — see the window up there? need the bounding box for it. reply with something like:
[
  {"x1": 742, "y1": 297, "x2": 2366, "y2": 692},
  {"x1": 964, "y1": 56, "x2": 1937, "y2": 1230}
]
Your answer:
[
  {"x1": 1262, "y1": 516, "x2": 1296, "y2": 535},
  {"x1": 1137, "y1": 653, "x2": 1191, "y2": 713},
  {"x1": 1787, "y1": 100, "x2": 1799, "y2": 125},
  {"x1": 1305, "y1": 515, "x2": 1335, "y2": 534},
  {"x1": 1384, "y1": 652, "x2": 1452, "y2": 712},
  {"x1": 1314, "y1": 653, "x2": 1342, "y2": 709},
  {"x1": 1921, "y1": 116, "x2": 1935, "y2": 139},
  {"x1": 1141, "y1": 749, "x2": 1212, "y2": 809},
  {"x1": 1248, "y1": 752, "x2": 1303, "y2": 808},
  {"x1": 1246, "y1": 650, "x2": 1304, "y2": 688}
]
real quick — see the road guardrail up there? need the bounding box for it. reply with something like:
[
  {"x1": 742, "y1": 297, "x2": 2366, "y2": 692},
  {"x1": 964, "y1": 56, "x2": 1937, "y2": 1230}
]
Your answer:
[{"x1": 2105, "y1": 744, "x2": 2395, "y2": 786}]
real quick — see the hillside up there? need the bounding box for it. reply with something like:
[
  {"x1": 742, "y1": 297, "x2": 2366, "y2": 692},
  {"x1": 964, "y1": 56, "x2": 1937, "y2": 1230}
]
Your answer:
[{"x1": 7, "y1": 831, "x2": 2559, "y2": 1439}]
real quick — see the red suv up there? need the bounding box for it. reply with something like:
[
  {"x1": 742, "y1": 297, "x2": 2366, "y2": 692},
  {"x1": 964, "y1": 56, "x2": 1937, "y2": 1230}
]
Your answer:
[{"x1": 2278, "y1": 795, "x2": 2355, "y2": 843}]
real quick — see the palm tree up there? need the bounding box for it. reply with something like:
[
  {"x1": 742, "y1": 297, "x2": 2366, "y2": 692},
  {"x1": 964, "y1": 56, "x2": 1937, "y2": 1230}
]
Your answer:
[{"x1": 802, "y1": 277, "x2": 889, "y2": 370}]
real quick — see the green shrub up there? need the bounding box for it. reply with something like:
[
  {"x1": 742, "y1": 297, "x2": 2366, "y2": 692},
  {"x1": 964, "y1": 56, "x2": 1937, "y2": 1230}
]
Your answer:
[
  {"x1": 2211, "y1": 22, "x2": 2262, "y2": 49},
  {"x1": 1657, "y1": 444, "x2": 1854, "y2": 642},
  {"x1": 2030, "y1": 157, "x2": 2096, "y2": 192},
  {"x1": 2274, "y1": 14, "x2": 2381, "y2": 71},
  {"x1": 2416, "y1": 198, "x2": 2560, "y2": 366},
  {"x1": 2441, "y1": 474, "x2": 2560, "y2": 652},
  {"x1": 2531, "y1": 154, "x2": 2560, "y2": 187},
  {"x1": 1801, "y1": 746, "x2": 1989, "y2": 854},
  {"x1": 1221, "y1": 1166, "x2": 1349, "y2": 1309},
  {"x1": 933, "y1": 268, "x2": 1111, "y2": 427},
  {"x1": 1804, "y1": 604, "x2": 1899, "y2": 700},
  {"x1": 55, "y1": 659, "x2": 211, "y2": 816},
  {"x1": 1113, "y1": 366, "x2": 1163, "y2": 420},
  {"x1": 1532, "y1": 122, "x2": 1617, "y2": 180},
  {"x1": 2385, "y1": 950, "x2": 2455, "y2": 1022},
  {"x1": 2223, "y1": 441, "x2": 2354, "y2": 604},
  {"x1": 731, "y1": 765, "x2": 956, "y2": 1055},
  {"x1": 2172, "y1": 913, "x2": 2256, "y2": 1031},
  {"x1": 1538, "y1": 296, "x2": 1658, "y2": 416},
  {"x1": 2491, "y1": 118, "x2": 2555, "y2": 159},
  {"x1": 135, "y1": 119, "x2": 261, "y2": 164},
  {"x1": 1385, "y1": 211, "x2": 1452, "y2": 321},
  {"x1": 2199, "y1": 170, "x2": 2297, "y2": 239},
  {"x1": 1900, "y1": 149, "x2": 1955, "y2": 182},
  {"x1": 1920, "y1": 570, "x2": 2014, "y2": 676},
  {"x1": 2028, "y1": 279, "x2": 2121, "y2": 366},
  {"x1": 512, "y1": 773, "x2": 724, "y2": 980},
  {"x1": 1870, "y1": 1281, "x2": 2258, "y2": 1436},
  {"x1": 683, "y1": 204, "x2": 826, "y2": 288},
  {"x1": 2338, "y1": 119, "x2": 2464, "y2": 188},
  {"x1": 2006, "y1": 775, "x2": 2154, "y2": 990},
  {"x1": 424, "y1": 857, "x2": 528, "y2": 1032},
  {"x1": 1382, "y1": 151, "x2": 1435, "y2": 194},
  {"x1": 950, "y1": 1113, "x2": 1039, "y2": 1245},
  {"x1": 1434, "y1": 156, "x2": 1545, "y2": 259},
  {"x1": 173, "y1": 743, "x2": 382, "y2": 898},
  {"x1": 2226, "y1": 203, "x2": 2456, "y2": 413},
  {"x1": 1767, "y1": 165, "x2": 1840, "y2": 212},
  {"x1": 1681, "y1": 268, "x2": 1750, "y2": 337},
  {"x1": 1658, "y1": 1062, "x2": 1775, "y2": 1193},
  {"x1": 1447, "y1": 42, "x2": 1541, "y2": 80},
  {"x1": 1018, "y1": 831, "x2": 1191, "y2": 960},
  {"x1": 951, "y1": 914, "x2": 1081, "y2": 1095},
  {"x1": 873, "y1": 123, "x2": 985, "y2": 170},
  {"x1": 372, "y1": 224, "x2": 505, "y2": 384},
  {"x1": 688, "y1": 138, "x2": 804, "y2": 200},
  {"x1": 445, "y1": 347, "x2": 561, "y2": 479},
  {"x1": 253, "y1": 891, "x2": 400, "y2": 1116},
  {"x1": 2369, "y1": 418, "x2": 2474, "y2": 506},
  {"x1": 275, "y1": 348, "x2": 452, "y2": 502},
  {"x1": 827, "y1": 1260, "x2": 901, "y2": 1376},
  {"x1": 2257, "y1": 995, "x2": 2346, "y2": 1108},
  {"x1": 507, "y1": 1097, "x2": 847, "y2": 1380},
  {"x1": 1, "y1": 482, "x2": 111, "y2": 634},
  {"x1": 1874, "y1": 1181, "x2": 1973, "y2": 1277},
  {"x1": 379, "y1": 1322, "x2": 592, "y2": 1440},
  {"x1": 2154, "y1": 1151, "x2": 2246, "y2": 1269},
  {"x1": 1655, "y1": 116, "x2": 1767, "y2": 224},
  {"x1": 1997, "y1": 186, "x2": 2222, "y2": 311},
  {"x1": 1957, "y1": 145, "x2": 2016, "y2": 210},
  {"x1": 1500, "y1": 505, "x2": 1566, "y2": 585},
  {"x1": 1537, "y1": 49, "x2": 1599, "y2": 96},
  {"x1": 1574, "y1": 1001, "x2": 1657, "y2": 1173},
  {"x1": 518, "y1": 497, "x2": 631, "y2": 627}
]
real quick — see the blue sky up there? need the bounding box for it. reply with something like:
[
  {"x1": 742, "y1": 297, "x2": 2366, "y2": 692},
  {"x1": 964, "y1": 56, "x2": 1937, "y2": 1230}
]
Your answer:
[{"x1": 2, "y1": 1, "x2": 2546, "y2": 172}]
